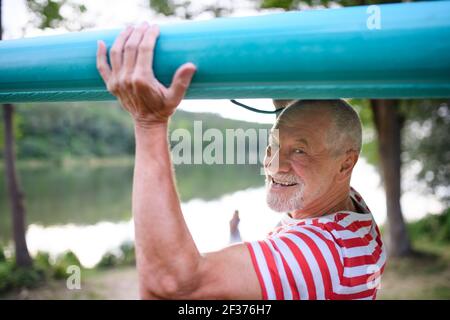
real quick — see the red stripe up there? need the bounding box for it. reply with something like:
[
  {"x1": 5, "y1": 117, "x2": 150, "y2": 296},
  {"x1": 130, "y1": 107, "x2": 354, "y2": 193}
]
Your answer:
[
  {"x1": 338, "y1": 236, "x2": 371, "y2": 249},
  {"x1": 335, "y1": 213, "x2": 350, "y2": 222},
  {"x1": 269, "y1": 239, "x2": 300, "y2": 300},
  {"x1": 311, "y1": 219, "x2": 372, "y2": 235},
  {"x1": 245, "y1": 242, "x2": 268, "y2": 300},
  {"x1": 374, "y1": 224, "x2": 384, "y2": 247},
  {"x1": 343, "y1": 245, "x2": 382, "y2": 267},
  {"x1": 259, "y1": 240, "x2": 284, "y2": 300},
  {"x1": 288, "y1": 230, "x2": 333, "y2": 300},
  {"x1": 340, "y1": 220, "x2": 373, "y2": 232},
  {"x1": 333, "y1": 288, "x2": 377, "y2": 300},
  {"x1": 280, "y1": 236, "x2": 317, "y2": 299}
]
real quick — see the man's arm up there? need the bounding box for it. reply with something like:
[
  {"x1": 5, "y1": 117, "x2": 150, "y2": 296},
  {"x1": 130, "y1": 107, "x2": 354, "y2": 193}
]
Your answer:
[
  {"x1": 97, "y1": 22, "x2": 262, "y2": 299},
  {"x1": 133, "y1": 124, "x2": 261, "y2": 299}
]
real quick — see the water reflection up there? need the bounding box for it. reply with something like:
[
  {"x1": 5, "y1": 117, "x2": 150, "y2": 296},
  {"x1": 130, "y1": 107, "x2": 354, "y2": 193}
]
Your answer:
[{"x1": 24, "y1": 187, "x2": 281, "y2": 268}]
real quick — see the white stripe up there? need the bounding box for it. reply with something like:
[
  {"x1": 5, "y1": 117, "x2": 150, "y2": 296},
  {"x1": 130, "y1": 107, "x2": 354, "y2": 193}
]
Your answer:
[
  {"x1": 264, "y1": 239, "x2": 293, "y2": 300},
  {"x1": 317, "y1": 216, "x2": 336, "y2": 224},
  {"x1": 329, "y1": 227, "x2": 372, "y2": 241},
  {"x1": 284, "y1": 233, "x2": 326, "y2": 300},
  {"x1": 272, "y1": 237, "x2": 309, "y2": 300},
  {"x1": 343, "y1": 246, "x2": 387, "y2": 278},
  {"x1": 250, "y1": 241, "x2": 276, "y2": 300}
]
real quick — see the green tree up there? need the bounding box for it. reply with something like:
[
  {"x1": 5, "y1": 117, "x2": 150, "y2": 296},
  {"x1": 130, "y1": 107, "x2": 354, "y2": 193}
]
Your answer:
[
  {"x1": 1, "y1": 0, "x2": 88, "y2": 268},
  {"x1": 149, "y1": 0, "x2": 234, "y2": 19},
  {"x1": 401, "y1": 100, "x2": 450, "y2": 205},
  {"x1": 1, "y1": 0, "x2": 32, "y2": 268},
  {"x1": 26, "y1": 0, "x2": 90, "y2": 31}
]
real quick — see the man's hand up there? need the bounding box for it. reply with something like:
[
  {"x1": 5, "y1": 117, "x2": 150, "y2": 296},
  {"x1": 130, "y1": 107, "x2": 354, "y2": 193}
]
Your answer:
[{"x1": 96, "y1": 22, "x2": 197, "y2": 128}]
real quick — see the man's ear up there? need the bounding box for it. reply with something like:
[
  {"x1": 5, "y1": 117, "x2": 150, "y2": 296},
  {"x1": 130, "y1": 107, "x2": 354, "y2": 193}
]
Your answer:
[{"x1": 337, "y1": 150, "x2": 359, "y2": 182}]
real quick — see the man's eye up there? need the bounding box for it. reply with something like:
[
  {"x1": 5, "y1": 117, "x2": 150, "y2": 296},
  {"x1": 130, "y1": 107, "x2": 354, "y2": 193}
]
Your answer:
[{"x1": 293, "y1": 149, "x2": 305, "y2": 155}]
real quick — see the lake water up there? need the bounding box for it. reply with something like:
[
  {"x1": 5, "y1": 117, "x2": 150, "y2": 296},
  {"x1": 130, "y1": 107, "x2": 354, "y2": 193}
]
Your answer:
[{"x1": 0, "y1": 158, "x2": 443, "y2": 267}]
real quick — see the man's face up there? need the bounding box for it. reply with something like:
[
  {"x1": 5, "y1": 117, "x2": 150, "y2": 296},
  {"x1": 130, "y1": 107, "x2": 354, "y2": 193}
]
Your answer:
[{"x1": 264, "y1": 110, "x2": 340, "y2": 213}]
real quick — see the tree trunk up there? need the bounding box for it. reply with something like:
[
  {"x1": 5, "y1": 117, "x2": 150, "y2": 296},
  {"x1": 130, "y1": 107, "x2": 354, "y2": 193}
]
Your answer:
[
  {"x1": 370, "y1": 99, "x2": 412, "y2": 257},
  {"x1": 3, "y1": 104, "x2": 32, "y2": 267},
  {"x1": 1, "y1": 0, "x2": 32, "y2": 267}
]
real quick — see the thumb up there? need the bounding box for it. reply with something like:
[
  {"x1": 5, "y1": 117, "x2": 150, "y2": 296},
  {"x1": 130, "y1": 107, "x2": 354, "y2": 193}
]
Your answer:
[{"x1": 166, "y1": 63, "x2": 196, "y2": 107}]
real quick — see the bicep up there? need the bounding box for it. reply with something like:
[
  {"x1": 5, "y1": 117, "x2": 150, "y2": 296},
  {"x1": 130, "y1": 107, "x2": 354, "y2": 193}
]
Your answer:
[{"x1": 182, "y1": 243, "x2": 263, "y2": 300}]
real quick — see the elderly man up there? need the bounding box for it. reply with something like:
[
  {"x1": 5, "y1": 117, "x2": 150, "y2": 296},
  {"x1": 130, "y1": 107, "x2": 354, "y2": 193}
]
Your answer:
[{"x1": 96, "y1": 22, "x2": 386, "y2": 300}]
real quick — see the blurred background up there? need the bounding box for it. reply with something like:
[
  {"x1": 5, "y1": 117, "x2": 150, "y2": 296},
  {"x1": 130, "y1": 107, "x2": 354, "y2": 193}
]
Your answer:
[{"x1": 0, "y1": 0, "x2": 449, "y2": 299}]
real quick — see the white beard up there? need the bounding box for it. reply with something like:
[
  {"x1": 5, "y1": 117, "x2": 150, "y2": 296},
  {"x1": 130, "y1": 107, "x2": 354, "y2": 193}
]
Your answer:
[{"x1": 265, "y1": 177, "x2": 306, "y2": 213}]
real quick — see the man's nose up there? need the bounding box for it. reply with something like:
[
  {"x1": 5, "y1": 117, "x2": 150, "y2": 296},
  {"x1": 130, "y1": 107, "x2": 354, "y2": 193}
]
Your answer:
[{"x1": 265, "y1": 149, "x2": 290, "y2": 175}]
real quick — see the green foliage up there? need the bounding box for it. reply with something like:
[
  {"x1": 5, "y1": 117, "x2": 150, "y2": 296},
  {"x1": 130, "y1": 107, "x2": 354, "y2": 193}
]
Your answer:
[
  {"x1": 8, "y1": 266, "x2": 45, "y2": 290},
  {"x1": 260, "y1": 0, "x2": 300, "y2": 10},
  {"x1": 0, "y1": 247, "x2": 5, "y2": 263},
  {"x1": 149, "y1": 0, "x2": 232, "y2": 19},
  {"x1": 96, "y1": 253, "x2": 119, "y2": 269},
  {"x1": 25, "y1": 0, "x2": 89, "y2": 31},
  {"x1": 401, "y1": 100, "x2": 450, "y2": 204},
  {"x1": 96, "y1": 241, "x2": 136, "y2": 269},
  {"x1": 34, "y1": 252, "x2": 52, "y2": 271},
  {"x1": 260, "y1": 0, "x2": 405, "y2": 10},
  {"x1": 349, "y1": 99, "x2": 379, "y2": 166},
  {"x1": 0, "y1": 249, "x2": 83, "y2": 295},
  {"x1": 150, "y1": 0, "x2": 176, "y2": 16},
  {"x1": 10, "y1": 102, "x2": 135, "y2": 160},
  {"x1": 408, "y1": 208, "x2": 450, "y2": 245},
  {"x1": 52, "y1": 251, "x2": 81, "y2": 279},
  {"x1": 119, "y1": 241, "x2": 136, "y2": 266},
  {"x1": 0, "y1": 259, "x2": 45, "y2": 295},
  {"x1": 26, "y1": 0, "x2": 65, "y2": 29}
]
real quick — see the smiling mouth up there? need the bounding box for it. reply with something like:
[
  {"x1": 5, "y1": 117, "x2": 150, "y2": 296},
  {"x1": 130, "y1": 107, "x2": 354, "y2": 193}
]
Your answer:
[{"x1": 271, "y1": 177, "x2": 298, "y2": 187}]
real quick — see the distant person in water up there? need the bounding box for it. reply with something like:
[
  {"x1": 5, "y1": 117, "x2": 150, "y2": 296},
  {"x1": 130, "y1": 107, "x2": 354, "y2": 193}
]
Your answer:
[
  {"x1": 97, "y1": 22, "x2": 386, "y2": 299},
  {"x1": 229, "y1": 210, "x2": 242, "y2": 244}
]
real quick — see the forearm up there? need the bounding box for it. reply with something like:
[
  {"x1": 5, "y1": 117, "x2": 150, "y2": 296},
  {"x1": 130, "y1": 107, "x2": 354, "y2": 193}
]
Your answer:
[{"x1": 132, "y1": 123, "x2": 201, "y2": 296}]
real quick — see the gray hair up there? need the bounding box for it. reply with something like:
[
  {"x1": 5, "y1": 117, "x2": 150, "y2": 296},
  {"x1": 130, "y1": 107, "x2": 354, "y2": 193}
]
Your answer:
[{"x1": 273, "y1": 99, "x2": 362, "y2": 157}]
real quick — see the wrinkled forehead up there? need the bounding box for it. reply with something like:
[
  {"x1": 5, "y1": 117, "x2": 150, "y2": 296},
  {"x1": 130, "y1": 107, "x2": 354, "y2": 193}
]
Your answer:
[{"x1": 272, "y1": 106, "x2": 333, "y2": 142}]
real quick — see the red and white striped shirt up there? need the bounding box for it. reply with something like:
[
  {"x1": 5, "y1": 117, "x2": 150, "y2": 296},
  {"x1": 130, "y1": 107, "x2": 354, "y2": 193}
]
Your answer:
[{"x1": 246, "y1": 187, "x2": 386, "y2": 300}]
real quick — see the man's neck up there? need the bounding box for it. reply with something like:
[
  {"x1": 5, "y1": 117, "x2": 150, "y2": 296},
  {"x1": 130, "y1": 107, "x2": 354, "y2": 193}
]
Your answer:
[{"x1": 290, "y1": 185, "x2": 355, "y2": 220}]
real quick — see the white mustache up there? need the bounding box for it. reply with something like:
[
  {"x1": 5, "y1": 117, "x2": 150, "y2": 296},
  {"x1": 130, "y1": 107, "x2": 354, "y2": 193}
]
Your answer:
[{"x1": 267, "y1": 174, "x2": 302, "y2": 185}]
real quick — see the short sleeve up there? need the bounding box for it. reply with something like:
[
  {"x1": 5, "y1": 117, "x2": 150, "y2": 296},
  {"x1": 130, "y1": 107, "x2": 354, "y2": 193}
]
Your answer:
[
  {"x1": 245, "y1": 221, "x2": 384, "y2": 300},
  {"x1": 245, "y1": 225, "x2": 340, "y2": 300}
]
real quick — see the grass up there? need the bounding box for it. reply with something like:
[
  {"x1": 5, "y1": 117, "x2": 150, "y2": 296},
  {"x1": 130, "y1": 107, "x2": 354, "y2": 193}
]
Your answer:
[
  {"x1": 377, "y1": 210, "x2": 450, "y2": 300},
  {"x1": 378, "y1": 246, "x2": 450, "y2": 299}
]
